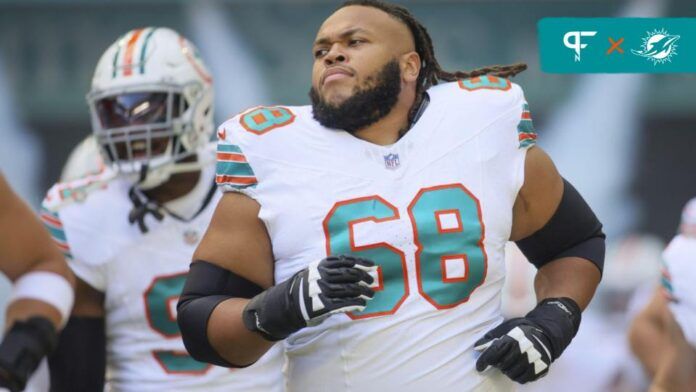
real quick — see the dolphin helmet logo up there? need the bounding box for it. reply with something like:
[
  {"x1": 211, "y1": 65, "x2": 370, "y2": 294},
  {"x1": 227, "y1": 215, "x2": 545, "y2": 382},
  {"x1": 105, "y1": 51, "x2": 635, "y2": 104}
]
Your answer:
[{"x1": 632, "y1": 28, "x2": 680, "y2": 65}]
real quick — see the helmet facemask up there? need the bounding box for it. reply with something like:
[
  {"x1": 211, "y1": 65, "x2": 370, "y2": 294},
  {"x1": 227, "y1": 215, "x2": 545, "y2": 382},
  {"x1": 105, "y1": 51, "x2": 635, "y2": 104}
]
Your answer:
[{"x1": 88, "y1": 83, "x2": 207, "y2": 190}]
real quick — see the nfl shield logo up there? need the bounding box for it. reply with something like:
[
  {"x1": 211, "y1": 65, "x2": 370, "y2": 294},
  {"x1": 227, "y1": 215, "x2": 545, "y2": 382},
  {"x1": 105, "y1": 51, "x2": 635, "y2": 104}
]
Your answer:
[
  {"x1": 183, "y1": 229, "x2": 200, "y2": 245},
  {"x1": 383, "y1": 153, "x2": 400, "y2": 169}
]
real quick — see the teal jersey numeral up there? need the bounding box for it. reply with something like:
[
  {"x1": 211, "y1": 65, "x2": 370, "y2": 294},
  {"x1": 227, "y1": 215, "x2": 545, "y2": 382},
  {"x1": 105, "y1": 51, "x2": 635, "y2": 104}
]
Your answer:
[
  {"x1": 144, "y1": 273, "x2": 212, "y2": 374},
  {"x1": 323, "y1": 196, "x2": 408, "y2": 318},
  {"x1": 323, "y1": 184, "x2": 487, "y2": 318},
  {"x1": 408, "y1": 184, "x2": 487, "y2": 309}
]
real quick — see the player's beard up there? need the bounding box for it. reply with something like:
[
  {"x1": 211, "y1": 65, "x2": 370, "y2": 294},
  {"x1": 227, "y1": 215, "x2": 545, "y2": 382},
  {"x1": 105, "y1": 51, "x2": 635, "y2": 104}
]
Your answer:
[{"x1": 309, "y1": 59, "x2": 401, "y2": 134}]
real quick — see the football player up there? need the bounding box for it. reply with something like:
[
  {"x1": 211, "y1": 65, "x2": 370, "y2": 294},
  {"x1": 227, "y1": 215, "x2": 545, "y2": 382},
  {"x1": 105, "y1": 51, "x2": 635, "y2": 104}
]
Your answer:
[
  {"x1": 179, "y1": 1, "x2": 605, "y2": 390},
  {"x1": 629, "y1": 198, "x2": 696, "y2": 391},
  {"x1": 0, "y1": 174, "x2": 75, "y2": 392},
  {"x1": 44, "y1": 27, "x2": 282, "y2": 391}
]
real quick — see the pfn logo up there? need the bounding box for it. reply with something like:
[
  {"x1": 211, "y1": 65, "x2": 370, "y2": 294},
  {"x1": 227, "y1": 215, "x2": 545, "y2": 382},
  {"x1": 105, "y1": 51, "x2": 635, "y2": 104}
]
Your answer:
[{"x1": 563, "y1": 31, "x2": 597, "y2": 62}]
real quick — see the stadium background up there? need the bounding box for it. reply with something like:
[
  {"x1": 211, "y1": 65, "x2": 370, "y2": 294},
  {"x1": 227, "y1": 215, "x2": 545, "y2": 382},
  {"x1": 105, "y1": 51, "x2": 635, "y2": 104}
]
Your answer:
[{"x1": 0, "y1": 0, "x2": 695, "y2": 390}]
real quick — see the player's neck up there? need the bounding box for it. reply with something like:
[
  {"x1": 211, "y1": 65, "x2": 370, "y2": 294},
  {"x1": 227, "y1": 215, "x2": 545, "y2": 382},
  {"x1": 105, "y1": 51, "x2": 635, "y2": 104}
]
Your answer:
[
  {"x1": 352, "y1": 89, "x2": 416, "y2": 146},
  {"x1": 143, "y1": 156, "x2": 201, "y2": 204},
  {"x1": 144, "y1": 171, "x2": 201, "y2": 204}
]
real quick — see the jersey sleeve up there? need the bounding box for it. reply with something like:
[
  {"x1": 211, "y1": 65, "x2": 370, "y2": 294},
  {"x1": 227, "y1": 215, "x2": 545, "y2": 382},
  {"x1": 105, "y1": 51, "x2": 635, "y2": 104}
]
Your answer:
[
  {"x1": 464, "y1": 80, "x2": 536, "y2": 202},
  {"x1": 41, "y1": 184, "x2": 108, "y2": 292},
  {"x1": 510, "y1": 82, "x2": 537, "y2": 194},
  {"x1": 661, "y1": 234, "x2": 696, "y2": 348},
  {"x1": 214, "y1": 115, "x2": 261, "y2": 199}
]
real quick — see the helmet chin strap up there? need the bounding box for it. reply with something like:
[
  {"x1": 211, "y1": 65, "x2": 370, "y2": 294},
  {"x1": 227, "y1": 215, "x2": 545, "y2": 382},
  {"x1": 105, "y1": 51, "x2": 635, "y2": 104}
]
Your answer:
[
  {"x1": 127, "y1": 163, "x2": 164, "y2": 233},
  {"x1": 125, "y1": 150, "x2": 214, "y2": 233},
  {"x1": 136, "y1": 149, "x2": 215, "y2": 189}
]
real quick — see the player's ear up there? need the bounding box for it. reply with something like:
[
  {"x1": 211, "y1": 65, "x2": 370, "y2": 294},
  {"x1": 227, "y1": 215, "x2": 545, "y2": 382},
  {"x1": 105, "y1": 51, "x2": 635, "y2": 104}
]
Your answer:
[{"x1": 400, "y1": 51, "x2": 420, "y2": 84}]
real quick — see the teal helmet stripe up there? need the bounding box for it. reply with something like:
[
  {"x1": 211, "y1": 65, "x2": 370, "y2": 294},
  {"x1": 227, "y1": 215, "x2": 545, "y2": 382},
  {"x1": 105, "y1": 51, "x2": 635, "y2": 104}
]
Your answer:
[
  {"x1": 111, "y1": 33, "x2": 126, "y2": 79},
  {"x1": 139, "y1": 27, "x2": 157, "y2": 74}
]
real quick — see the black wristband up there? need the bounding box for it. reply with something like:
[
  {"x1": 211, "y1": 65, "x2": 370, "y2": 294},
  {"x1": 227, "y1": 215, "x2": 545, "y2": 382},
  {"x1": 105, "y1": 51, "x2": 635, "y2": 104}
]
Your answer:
[
  {"x1": 525, "y1": 297, "x2": 581, "y2": 360},
  {"x1": 242, "y1": 274, "x2": 305, "y2": 341}
]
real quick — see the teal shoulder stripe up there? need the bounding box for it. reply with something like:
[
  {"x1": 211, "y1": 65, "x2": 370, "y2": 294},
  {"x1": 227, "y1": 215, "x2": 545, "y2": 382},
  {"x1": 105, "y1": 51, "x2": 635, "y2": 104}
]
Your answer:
[
  {"x1": 139, "y1": 28, "x2": 157, "y2": 74},
  {"x1": 216, "y1": 161, "x2": 255, "y2": 177},
  {"x1": 217, "y1": 143, "x2": 243, "y2": 154}
]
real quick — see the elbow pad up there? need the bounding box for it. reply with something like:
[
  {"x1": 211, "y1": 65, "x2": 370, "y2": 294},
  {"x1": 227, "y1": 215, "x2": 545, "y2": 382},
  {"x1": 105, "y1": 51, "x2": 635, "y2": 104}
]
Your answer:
[
  {"x1": 177, "y1": 260, "x2": 263, "y2": 368},
  {"x1": 515, "y1": 179, "x2": 606, "y2": 274}
]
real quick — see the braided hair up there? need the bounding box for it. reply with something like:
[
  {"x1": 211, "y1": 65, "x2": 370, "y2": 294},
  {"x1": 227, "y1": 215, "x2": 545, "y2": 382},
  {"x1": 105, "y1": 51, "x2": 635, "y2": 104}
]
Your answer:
[{"x1": 339, "y1": 0, "x2": 527, "y2": 103}]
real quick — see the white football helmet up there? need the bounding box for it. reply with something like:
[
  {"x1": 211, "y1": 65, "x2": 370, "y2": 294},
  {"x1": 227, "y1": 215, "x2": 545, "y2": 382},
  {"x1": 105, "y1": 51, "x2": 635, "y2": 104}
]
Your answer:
[{"x1": 87, "y1": 27, "x2": 214, "y2": 189}]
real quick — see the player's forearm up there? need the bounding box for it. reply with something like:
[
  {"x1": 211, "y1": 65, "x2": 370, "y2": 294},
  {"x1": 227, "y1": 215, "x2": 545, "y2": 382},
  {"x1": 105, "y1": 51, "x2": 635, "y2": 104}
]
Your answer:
[
  {"x1": 5, "y1": 300, "x2": 63, "y2": 331},
  {"x1": 5, "y1": 258, "x2": 75, "y2": 329},
  {"x1": 533, "y1": 257, "x2": 600, "y2": 310},
  {"x1": 651, "y1": 342, "x2": 696, "y2": 392},
  {"x1": 207, "y1": 298, "x2": 274, "y2": 366},
  {"x1": 629, "y1": 312, "x2": 668, "y2": 378}
]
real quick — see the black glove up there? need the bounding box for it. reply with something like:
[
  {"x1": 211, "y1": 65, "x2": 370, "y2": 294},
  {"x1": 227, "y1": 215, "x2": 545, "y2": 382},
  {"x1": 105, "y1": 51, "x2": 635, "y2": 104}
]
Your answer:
[
  {"x1": 242, "y1": 255, "x2": 377, "y2": 341},
  {"x1": 474, "y1": 297, "x2": 581, "y2": 384},
  {"x1": 0, "y1": 317, "x2": 57, "y2": 392}
]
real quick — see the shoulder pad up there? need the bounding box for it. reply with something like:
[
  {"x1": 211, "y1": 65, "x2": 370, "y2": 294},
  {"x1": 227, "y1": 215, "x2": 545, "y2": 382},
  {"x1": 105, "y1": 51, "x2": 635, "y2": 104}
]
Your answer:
[{"x1": 42, "y1": 169, "x2": 117, "y2": 213}]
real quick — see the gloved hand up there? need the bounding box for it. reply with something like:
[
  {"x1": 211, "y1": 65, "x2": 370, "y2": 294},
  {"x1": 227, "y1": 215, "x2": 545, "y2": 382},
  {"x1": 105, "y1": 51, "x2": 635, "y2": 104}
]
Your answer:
[
  {"x1": 0, "y1": 317, "x2": 57, "y2": 392},
  {"x1": 242, "y1": 255, "x2": 377, "y2": 341},
  {"x1": 474, "y1": 297, "x2": 581, "y2": 384}
]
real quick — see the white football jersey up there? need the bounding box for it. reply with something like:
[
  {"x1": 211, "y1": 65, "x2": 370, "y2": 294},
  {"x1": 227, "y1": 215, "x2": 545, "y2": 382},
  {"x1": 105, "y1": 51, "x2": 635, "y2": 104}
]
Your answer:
[
  {"x1": 216, "y1": 78, "x2": 535, "y2": 391},
  {"x1": 661, "y1": 197, "x2": 696, "y2": 348},
  {"x1": 41, "y1": 145, "x2": 284, "y2": 392}
]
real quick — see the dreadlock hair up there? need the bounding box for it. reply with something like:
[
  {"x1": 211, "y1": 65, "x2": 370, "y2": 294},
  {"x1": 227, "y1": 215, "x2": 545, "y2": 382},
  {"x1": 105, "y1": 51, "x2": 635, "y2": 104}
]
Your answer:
[{"x1": 339, "y1": 0, "x2": 527, "y2": 109}]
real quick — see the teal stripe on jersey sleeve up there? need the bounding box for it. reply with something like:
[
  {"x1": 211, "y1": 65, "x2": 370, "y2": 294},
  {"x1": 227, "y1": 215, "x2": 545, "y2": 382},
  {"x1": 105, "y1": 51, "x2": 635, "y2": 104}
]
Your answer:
[
  {"x1": 518, "y1": 120, "x2": 535, "y2": 133},
  {"x1": 216, "y1": 161, "x2": 255, "y2": 177},
  {"x1": 217, "y1": 143, "x2": 243, "y2": 153},
  {"x1": 39, "y1": 207, "x2": 73, "y2": 260},
  {"x1": 46, "y1": 225, "x2": 67, "y2": 243},
  {"x1": 215, "y1": 142, "x2": 258, "y2": 190},
  {"x1": 517, "y1": 102, "x2": 537, "y2": 149}
]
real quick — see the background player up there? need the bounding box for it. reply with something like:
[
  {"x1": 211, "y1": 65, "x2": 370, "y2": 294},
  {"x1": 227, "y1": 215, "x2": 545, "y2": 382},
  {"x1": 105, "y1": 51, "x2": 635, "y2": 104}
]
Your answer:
[
  {"x1": 44, "y1": 27, "x2": 282, "y2": 391},
  {"x1": 179, "y1": 1, "x2": 604, "y2": 390},
  {"x1": 630, "y1": 197, "x2": 696, "y2": 391},
  {"x1": 0, "y1": 174, "x2": 75, "y2": 392}
]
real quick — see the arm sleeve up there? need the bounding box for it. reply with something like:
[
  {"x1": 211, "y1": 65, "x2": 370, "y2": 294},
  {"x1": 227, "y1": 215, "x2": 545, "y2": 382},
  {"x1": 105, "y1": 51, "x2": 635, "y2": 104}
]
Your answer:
[
  {"x1": 48, "y1": 316, "x2": 105, "y2": 392},
  {"x1": 474, "y1": 82, "x2": 536, "y2": 207}
]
